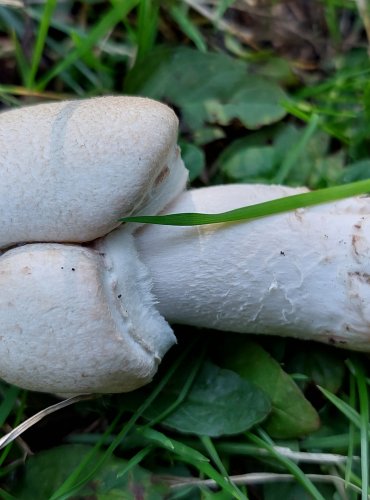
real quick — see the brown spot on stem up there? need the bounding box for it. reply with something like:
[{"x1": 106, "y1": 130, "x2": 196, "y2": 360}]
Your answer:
[
  {"x1": 348, "y1": 271, "x2": 370, "y2": 284},
  {"x1": 352, "y1": 234, "x2": 360, "y2": 256},
  {"x1": 154, "y1": 165, "x2": 170, "y2": 186}
]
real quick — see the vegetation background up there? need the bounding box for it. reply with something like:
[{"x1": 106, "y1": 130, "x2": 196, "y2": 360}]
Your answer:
[{"x1": 1, "y1": 0, "x2": 370, "y2": 498}]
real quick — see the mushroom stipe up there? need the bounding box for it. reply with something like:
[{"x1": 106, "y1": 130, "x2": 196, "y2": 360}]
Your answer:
[{"x1": 1, "y1": 96, "x2": 370, "y2": 395}]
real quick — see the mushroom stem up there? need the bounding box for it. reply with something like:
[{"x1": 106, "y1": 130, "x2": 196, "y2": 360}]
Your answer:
[{"x1": 134, "y1": 184, "x2": 370, "y2": 351}]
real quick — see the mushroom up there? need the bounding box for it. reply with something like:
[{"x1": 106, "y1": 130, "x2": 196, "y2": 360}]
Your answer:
[
  {"x1": 0, "y1": 96, "x2": 188, "y2": 248},
  {"x1": 134, "y1": 184, "x2": 370, "y2": 351},
  {"x1": 0, "y1": 239, "x2": 175, "y2": 394},
  {"x1": 1, "y1": 97, "x2": 370, "y2": 395},
  {"x1": 0, "y1": 96, "x2": 186, "y2": 394}
]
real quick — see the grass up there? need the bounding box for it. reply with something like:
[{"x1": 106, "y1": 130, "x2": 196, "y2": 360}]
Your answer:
[{"x1": 1, "y1": 0, "x2": 370, "y2": 498}]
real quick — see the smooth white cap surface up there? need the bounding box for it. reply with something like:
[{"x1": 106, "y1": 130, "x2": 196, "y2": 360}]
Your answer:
[
  {"x1": 0, "y1": 238, "x2": 175, "y2": 394},
  {"x1": 0, "y1": 96, "x2": 188, "y2": 249}
]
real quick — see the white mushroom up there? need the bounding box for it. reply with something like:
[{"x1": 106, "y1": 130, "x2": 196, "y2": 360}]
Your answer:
[
  {"x1": 0, "y1": 96, "x2": 187, "y2": 248},
  {"x1": 134, "y1": 184, "x2": 370, "y2": 351},
  {"x1": 0, "y1": 96, "x2": 186, "y2": 394},
  {"x1": 0, "y1": 238, "x2": 174, "y2": 394},
  {"x1": 1, "y1": 97, "x2": 370, "y2": 395}
]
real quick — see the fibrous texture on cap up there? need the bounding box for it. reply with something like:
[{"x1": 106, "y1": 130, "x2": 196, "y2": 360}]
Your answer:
[
  {"x1": 0, "y1": 96, "x2": 188, "y2": 249},
  {"x1": 0, "y1": 234, "x2": 175, "y2": 394},
  {"x1": 136, "y1": 184, "x2": 370, "y2": 351}
]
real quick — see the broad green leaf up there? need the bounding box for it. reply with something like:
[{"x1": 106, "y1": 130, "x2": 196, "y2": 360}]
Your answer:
[
  {"x1": 12, "y1": 444, "x2": 168, "y2": 499},
  {"x1": 122, "y1": 361, "x2": 271, "y2": 437},
  {"x1": 221, "y1": 144, "x2": 275, "y2": 181},
  {"x1": 204, "y1": 79, "x2": 287, "y2": 129},
  {"x1": 193, "y1": 126, "x2": 225, "y2": 145},
  {"x1": 220, "y1": 340, "x2": 320, "y2": 438},
  {"x1": 154, "y1": 361, "x2": 270, "y2": 436},
  {"x1": 126, "y1": 46, "x2": 245, "y2": 103},
  {"x1": 180, "y1": 141, "x2": 205, "y2": 181},
  {"x1": 125, "y1": 46, "x2": 286, "y2": 130},
  {"x1": 337, "y1": 158, "x2": 370, "y2": 183},
  {"x1": 256, "y1": 56, "x2": 297, "y2": 85},
  {"x1": 286, "y1": 345, "x2": 345, "y2": 394},
  {"x1": 218, "y1": 122, "x2": 333, "y2": 186}
]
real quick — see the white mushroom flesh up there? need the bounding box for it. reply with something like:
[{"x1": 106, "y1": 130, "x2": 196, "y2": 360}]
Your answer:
[
  {"x1": 135, "y1": 184, "x2": 370, "y2": 351},
  {"x1": 0, "y1": 96, "x2": 188, "y2": 249},
  {"x1": 0, "y1": 237, "x2": 175, "y2": 394}
]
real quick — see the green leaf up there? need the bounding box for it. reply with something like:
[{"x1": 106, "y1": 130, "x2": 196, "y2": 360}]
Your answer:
[
  {"x1": 125, "y1": 46, "x2": 286, "y2": 130},
  {"x1": 286, "y1": 345, "x2": 345, "y2": 394},
  {"x1": 221, "y1": 144, "x2": 275, "y2": 181},
  {"x1": 337, "y1": 159, "x2": 370, "y2": 183},
  {"x1": 180, "y1": 141, "x2": 205, "y2": 181},
  {"x1": 12, "y1": 444, "x2": 169, "y2": 499},
  {"x1": 159, "y1": 361, "x2": 270, "y2": 436},
  {"x1": 204, "y1": 79, "x2": 287, "y2": 129},
  {"x1": 124, "y1": 361, "x2": 271, "y2": 437},
  {"x1": 220, "y1": 340, "x2": 320, "y2": 438}
]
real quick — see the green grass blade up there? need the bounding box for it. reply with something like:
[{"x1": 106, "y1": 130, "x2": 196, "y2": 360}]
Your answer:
[
  {"x1": 36, "y1": 0, "x2": 139, "y2": 90},
  {"x1": 48, "y1": 409, "x2": 124, "y2": 500},
  {"x1": 50, "y1": 344, "x2": 195, "y2": 499},
  {"x1": 0, "y1": 386, "x2": 19, "y2": 427},
  {"x1": 121, "y1": 179, "x2": 370, "y2": 226},
  {"x1": 0, "y1": 488, "x2": 17, "y2": 500},
  {"x1": 0, "y1": 390, "x2": 26, "y2": 470},
  {"x1": 273, "y1": 113, "x2": 320, "y2": 184},
  {"x1": 115, "y1": 445, "x2": 153, "y2": 479},
  {"x1": 11, "y1": 30, "x2": 30, "y2": 85},
  {"x1": 200, "y1": 435, "x2": 246, "y2": 498},
  {"x1": 181, "y1": 459, "x2": 248, "y2": 499},
  {"x1": 246, "y1": 432, "x2": 326, "y2": 500},
  {"x1": 347, "y1": 359, "x2": 369, "y2": 500},
  {"x1": 136, "y1": 0, "x2": 159, "y2": 60},
  {"x1": 26, "y1": 0, "x2": 57, "y2": 88},
  {"x1": 143, "y1": 342, "x2": 205, "y2": 428},
  {"x1": 138, "y1": 427, "x2": 209, "y2": 463},
  {"x1": 169, "y1": 4, "x2": 207, "y2": 52},
  {"x1": 318, "y1": 386, "x2": 361, "y2": 428},
  {"x1": 345, "y1": 372, "x2": 356, "y2": 487},
  {"x1": 200, "y1": 435, "x2": 230, "y2": 476},
  {"x1": 0, "y1": 385, "x2": 20, "y2": 468},
  {"x1": 283, "y1": 100, "x2": 349, "y2": 144}
]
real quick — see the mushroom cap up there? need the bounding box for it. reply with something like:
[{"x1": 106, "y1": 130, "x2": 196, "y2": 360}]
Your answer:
[
  {"x1": 0, "y1": 96, "x2": 188, "y2": 249},
  {"x1": 0, "y1": 235, "x2": 175, "y2": 394}
]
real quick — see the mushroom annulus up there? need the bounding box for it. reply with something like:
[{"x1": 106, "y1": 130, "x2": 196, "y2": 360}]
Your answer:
[{"x1": 0, "y1": 96, "x2": 369, "y2": 394}]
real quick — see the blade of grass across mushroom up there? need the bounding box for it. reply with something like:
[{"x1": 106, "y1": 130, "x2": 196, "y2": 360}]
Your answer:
[{"x1": 120, "y1": 179, "x2": 370, "y2": 226}]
